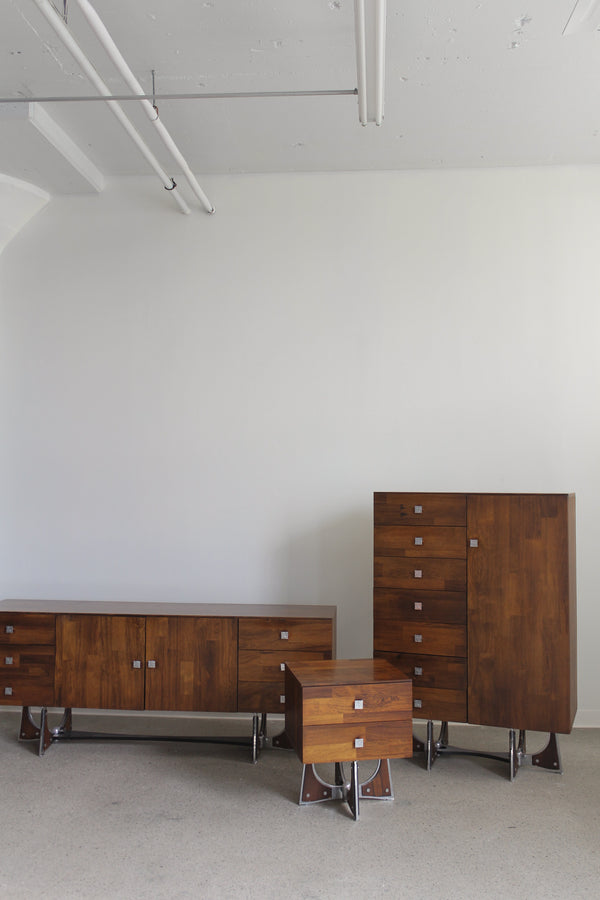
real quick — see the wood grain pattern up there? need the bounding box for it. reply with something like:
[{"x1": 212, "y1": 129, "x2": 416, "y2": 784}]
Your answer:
[
  {"x1": 373, "y1": 491, "x2": 577, "y2": 734},
  {"x1": 55, "y1": 614, "x2": 145, "y2": 710},
  {"x1": 0, "y1": 600, "x2": 337, "y2": 620},
  {"x1": 145, "y1": 616, "x2": 237, "y2": 712},
  {"x1": 283, "y1": 658, "x2": 407, "y2": 686},
  {"x1": 302, "y1": 681, "x2": 412, "y2": 725},
  {"x1": 238, "y1": 649, "x2": 328, "y2": 682},
  {"x1": 374, "y1": 493, "x2": 466, "y2": 526},
  {"x1": 374, "y1": 621, "x2": 466, "y2": 657},
  {"x1": 374, "y1": 651, "x2": 467, "y2": 691},
  {"x1": 375, "y1": 526, "x2": 466, "y2": 558},
  {"x1": 374, "y1": 588, "x2": 467, "y2": 626},
  {"x1": 467, "y1": 493, "x2": 576, "y2": 733},
  {"x1": 237, "y1": 681, "x2": 288, "y2": 713},
  {"x1": 238, "y1": 617, "x2": 333, "y2": 651},
  {"x1": 374, "y1": 556, "x2": 466, "y2": 592},
  {"x1": 0, "y1": 613, "x2": 55, "y2": 645},
  {"x1": 409, "y1": 687, "x2": 467, "y2": 723},
  {"x1": 285, "y1": 659, "x2": 413, "y2": 765},
  {"x1": 0, "y1": 646, "x2": 55, "y2": 706},
  {"x1": 300, "y1": 721, "x2": 412, "y2": 764}
]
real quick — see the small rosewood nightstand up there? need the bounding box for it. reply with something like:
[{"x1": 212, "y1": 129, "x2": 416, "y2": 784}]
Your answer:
[{"x1": 284, "y1": 659, "x2": 412, "y2": 820}]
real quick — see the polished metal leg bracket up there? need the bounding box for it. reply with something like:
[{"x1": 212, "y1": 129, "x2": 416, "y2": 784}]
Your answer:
[
  {"x1": 299, "y1": 759, "x2": 393, "y2": 821},
  {"x1": 18, "y1": 707, "x2": 266, "y2": 763},
  {"x1": 419, "y1": 721, "x2": 562, "y2": 781}
]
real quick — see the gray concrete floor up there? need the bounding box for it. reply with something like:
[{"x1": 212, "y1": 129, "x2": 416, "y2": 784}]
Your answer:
[{"x1": 0, "y1": 709, "x2": 598, "y2": 899}]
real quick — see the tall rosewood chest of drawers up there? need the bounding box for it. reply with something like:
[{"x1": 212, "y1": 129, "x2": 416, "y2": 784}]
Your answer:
[{"x1": 373, "y1": 493, "x2": 577, "y2": 737}]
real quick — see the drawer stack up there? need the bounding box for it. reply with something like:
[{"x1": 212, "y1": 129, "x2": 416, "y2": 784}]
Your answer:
[
  {"x1": 285, "y1": 659, "x2": 412, "y2": 765},
  {"x1": 237, "y1": 617, "x2": 333, "y2": 714},
  {"x1": 0, "y1": 613, "x2": 56, "y2": 707},
  {"x1": 373, "y1": 492, "x2": 468, "y2": 722}
]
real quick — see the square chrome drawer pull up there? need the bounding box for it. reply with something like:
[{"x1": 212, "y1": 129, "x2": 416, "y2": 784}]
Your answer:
[
  {"x1": 280, "y1": 694, "x2": 286, "y2": 704},
  {"x1": 414, "y1": 569, "x2": 423, "y2": 579},
  {"x1": 414, "y1": 536, "x2": 423, "y2": 546},
  {"x1": 4, "y1": 625, "x2": 14, "y2": 634},
  {"x1": 353, "y1": 699, "x2": 364, "y2": 710},
  {"x1": 354, "y1": 738, "x2": 364, "y2": 749},
  {"x1": 414, "y1": 505, "x2": 422, "y2": 514},
  {"x1": 470, "y1": 538, "x2": 479, "y2": 548},
  {"x1": 280, "y1": 662, "x2": 286, "y2": 671},
  {"x1": 414, "y1": 666, "x2": 423, "y2": 676},
  {"x1": 147, "y1": 660, "x2": 156, "y2": 669},
  {"x1": 4, "y1": 687, "x2": 12, "y2": 696},
  {"x1": 414, "y1": 601, "x2": 422, "y2": 611},
  {"x1": 414, "y1": 634, "x2": 423, "y2": 643},
  {"x1": 5, "y1": 657, "x2": 14, "y2": 665},
  {"x1": 414, "y1": 699, "x2": 422, "y2": 709},
  {"x1": 132, "y1": 660, "x2": 141, "y2": 669},
  {"x1": 280, "y1": 631, "x2": 289, "y2": 640}
]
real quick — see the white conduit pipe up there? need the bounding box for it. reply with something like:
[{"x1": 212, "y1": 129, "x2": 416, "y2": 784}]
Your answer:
[
  {"x1": 75, "y1": 0, "x2": 214, "y2": 214},
  {"x1": 374, "y1": 0, "x2": 386, "y2": 126},
  {"x1": 354, "y1": 0, "x2": 368, "y2": 126},
  {"x1": 32, "y1": 0, "x2": 190, "y2": 214}
]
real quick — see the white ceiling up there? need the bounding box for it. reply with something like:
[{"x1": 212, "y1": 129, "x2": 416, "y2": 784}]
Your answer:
[{"x1": 2, "y1": 1, "x2": 600, "y2": 198}]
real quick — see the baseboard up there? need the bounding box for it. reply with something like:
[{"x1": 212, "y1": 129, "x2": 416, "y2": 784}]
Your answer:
[{"x1": 573, "y1": 710, "x2": 600, "y2": 728}]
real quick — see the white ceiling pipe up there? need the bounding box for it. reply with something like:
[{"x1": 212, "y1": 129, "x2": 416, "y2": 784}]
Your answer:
[
  {"x1": 374, "y1": 0, "x2": 386, "y2": 126},
  {"x1": 31, "y1": 0, "x2": 190, "y2": 214},
  {"x1": 75, "y1": 0, "x2": 214, "y2": 214},
  {"x1": 354, "y1": 0, "x2": 386, "y2": 126},
  {"x1": 354, "y1": 0, "x2": 368, "y2": 125},
  {"x1": 564, "y1": 0, "x2": 600, "y2": 34}
]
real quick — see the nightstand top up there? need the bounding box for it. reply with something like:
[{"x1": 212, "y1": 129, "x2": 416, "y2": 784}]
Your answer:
[{"x1": 286, "y1": 658, "x2": 409, "y2": 687}]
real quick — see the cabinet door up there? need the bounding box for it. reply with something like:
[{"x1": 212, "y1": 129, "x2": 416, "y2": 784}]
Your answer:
[
  {"x1": 467, "y1": 494, "x2": 576, "y2": 733},
  {"x1": 56, "y1": 615, "x2": 145, "y2": 710},
  {"x1": 145, "y1": 617, "x2": 237, "y2": 712}
]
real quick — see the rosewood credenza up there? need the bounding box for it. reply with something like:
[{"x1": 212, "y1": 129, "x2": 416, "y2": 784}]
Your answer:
[{"x1": 0, "y1": 600, "x2": 336, "y2": 760}]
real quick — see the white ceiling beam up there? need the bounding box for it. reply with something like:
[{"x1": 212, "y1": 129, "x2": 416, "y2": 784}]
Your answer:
[
  {"x1": 29, "y1": 103, "x2": 105, "y2": 192},
  {"x1": 0, "y1": 102, "x2": 104, "y2": 193}
]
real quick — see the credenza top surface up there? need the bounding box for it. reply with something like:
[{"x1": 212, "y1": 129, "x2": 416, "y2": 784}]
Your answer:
[{"x1": 0, "y1": 599, "x2": 337, "y2": 619}]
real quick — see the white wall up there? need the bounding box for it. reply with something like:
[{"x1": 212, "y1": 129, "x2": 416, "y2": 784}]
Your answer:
[
  {"x1": 0, "y1": 174, "x2": 49, "y2": 253},
  {"x1": 1, "y1": 168, "x2": 599, "y2": 725}
]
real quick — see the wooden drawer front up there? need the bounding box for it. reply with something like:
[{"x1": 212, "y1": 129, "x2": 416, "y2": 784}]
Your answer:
[
  {"x1": 374, "y1": 557, "x2": 466, "y2": 592},
  {"x1": 374, "y1": 588, "x2": 466, "y2": 626},
  {"x1": 375, "y1": 651, "x2": 467, "y2": 691},
  {"x1": 375, "y1": 526, "x2": 466, "y2": 559},
  {"x1": 0, "y1": 613, "x2": 55, "y2": 645},
  {"x1": 1, "y1": 677, "x2": 55, "y2": 706},
  {"x1": 0, "y1": 645, "x2": 55, "y2": 676},
  {"x1": 409, "y1": 687, "x2": 467, "y2": 723},
  {"x1": 239, "y1": 618, "x2": 332, "y2": 652},
  {"x1": 300, "y1": 721, "x2": 413, "y2": 764},
  {"x1": 238, "y1": 650, "x2": 328, "y2": 683},
  {"x1": 374, "y1": 493, "x2": 466, "y2": 527},
  {"x1": 374, "y1": 622, "x2": 466, "y2": 657},
  {"x1": 302, "y1": 681, "x2": 412, "y2": 726},
  {"x1": 237, "y1": 681, "x2": 288, "y2": 713}
]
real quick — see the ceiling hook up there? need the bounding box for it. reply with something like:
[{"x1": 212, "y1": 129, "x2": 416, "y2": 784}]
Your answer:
[
  {"x1": 51, "y1": 0, "x2": 68, "y2": 22},
  {"x1": 151, "y1": 69, "x2": 159, "y2": 120}
]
